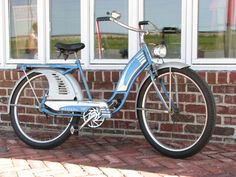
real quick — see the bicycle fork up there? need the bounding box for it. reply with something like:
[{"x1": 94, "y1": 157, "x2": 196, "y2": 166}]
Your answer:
[{"x1": 149, "y1": 67, "x2": 179, "y2": 114}]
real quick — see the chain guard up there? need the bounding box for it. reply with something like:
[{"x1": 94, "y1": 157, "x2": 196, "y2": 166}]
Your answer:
[{"x1": 82, "y1": 107, "x2": 105, "y2": 128}]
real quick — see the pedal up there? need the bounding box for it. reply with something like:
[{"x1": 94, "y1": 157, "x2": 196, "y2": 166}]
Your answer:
[{"x1": 70, "y1": 125, "x2": 79, "y2": 135}]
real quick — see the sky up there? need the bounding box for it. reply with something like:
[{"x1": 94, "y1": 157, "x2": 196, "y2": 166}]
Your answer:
[{"x1": 9, "y1": 0, "x2": 233, "y2": 36}]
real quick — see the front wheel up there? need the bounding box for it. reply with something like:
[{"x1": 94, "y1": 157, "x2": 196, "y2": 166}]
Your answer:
[
  {"x1": 137, "y1": 67, "x2": 216, "y2": 158},
  {"x1": 10, "y1": 72, "x2": 76, "y2": 149}
]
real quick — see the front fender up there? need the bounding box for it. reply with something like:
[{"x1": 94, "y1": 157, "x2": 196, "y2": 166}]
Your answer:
[
  {"x1": 155, "y1": 62, "x2": 190, "y2": 71},
  {"x1": 7, "y1": 68, "x2": 83, "y2": 114}
]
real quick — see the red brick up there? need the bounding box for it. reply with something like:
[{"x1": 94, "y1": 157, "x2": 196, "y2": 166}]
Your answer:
[
  {"x1": 127, "y1": 92, "x2": 136, "y2": 100},
  {"x1": 214, "y1": 126, "x2": 234, "y2": 136},
  {"x1": 104, "y1": 71, "x2": 111, "y2": 82},
  {"x1": 104, "y1": 155, "x2": 122, "y2": 164},
  {"x1": 224, "y1": 117, "x2": 236, "y2": 125},
  {"x1": 0, "y1": 105, "x2": 7, "y2": 112},
  {"x1": 124, "y1": 111, "x2": 136, "y2": 120},
  {"x1": 112, "y1": 111, "x2": 123, "y2": 119},
  {"x1": 217, "y1": 105, "x2": 229, "y2": 114},
  {"x1": 4, "y1": 70, "x2": 12, "y2": 80},
  {"x1": 141, "y1": 158, "x2": 162, "y2": 168},
  {"x1": 112, "y1": 71, "x2": 120, "y2": 82},
  {"x1": 93, "y1": 82, "x2": 113, "y2": 90},
  {"x1": 213, "y1": 95, "x2": 223, "y2": 104},
  {"x1": 207, "y1": 72, "x2": 216, "y2": 84},
  {"x1": 0, "y1": 81, "x2": 15, "y2": 87},
  {"x1": 0, "y1": 89, "x2": 7, "y2": 96},
  {"x1": 90, "y1": 91, "x2": 103, "y2": 99},
  {"x1": 229, "y1": 71, "x2": 236, "y2": 84},
  {"x1": 160, "y1": 123, "x2": 183, "y2": 132},
  {"x1": 123, "y1": 102, "x2": 135, "y2": 110},
  {"x1": 87, "y1": 153, "x2": 104, "y2": 161},
  {"x1": 218, "y1": 72, "x2": 227, "y2": 84},
  {"x1": 186, "y1": 104, "x2": 206, "y2": 113},
  {"x1": 197, "y1": 71, "x2": 206, "y2": 80},
  {"x1": 95, "y1": 71, "x2": 102, "y2": 81},
  {"x1": 213, "y1": 85, "x2": 236, "y2": 93},
  {"x1": 0, "y1": 71, "x2": 4, "y2": 80},
  {"x1": 137, "y1": 72, "x2": 147, "y2": 82},
  {"x1": 228, "y1": 106, "x2": 236, "y2": 114},
  {"x1": 104, "y1": 91, "x2": 113, "y2": 99},
  {"x1": 115, "y1": 120, "x2": 137, "y2": 129},
  {"x1": 225, "y1": 95, "x2": 236, "y2": 104}
]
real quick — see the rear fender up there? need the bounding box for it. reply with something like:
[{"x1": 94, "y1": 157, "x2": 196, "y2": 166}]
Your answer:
[{"x1": 8, "y1": 68, "x2": 83, "y2": 113}]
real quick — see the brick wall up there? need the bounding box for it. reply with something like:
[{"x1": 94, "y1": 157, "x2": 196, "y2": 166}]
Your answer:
[{"x1": 0, "y1": 69, "x2": 236, "y2": 144}]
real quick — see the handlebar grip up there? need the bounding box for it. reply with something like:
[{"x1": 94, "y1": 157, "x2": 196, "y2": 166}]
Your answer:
[
  {"x1": 139, "y1": 21, "x2": 149, "y2": 26},
  {"x1": 96, "y1": 17, "x2": 111, "y2": 22}
]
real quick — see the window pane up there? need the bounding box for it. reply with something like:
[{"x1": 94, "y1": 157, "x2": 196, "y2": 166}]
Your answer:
[
  {"x1": 198, "y1": 0, "x2": 236, "y2": 58},
  {"x1": 9, "y1": 0, "x2": 38, "y2": 59},
  {"x1": 94, "y1": 0, "x2": 128, "y2": 59},
  {"x1": 50, "y1": 0, "x2": 81, "y2": 59},
  {"x1": 144, "y1": 0, "x2": 182, "y2": 59}
]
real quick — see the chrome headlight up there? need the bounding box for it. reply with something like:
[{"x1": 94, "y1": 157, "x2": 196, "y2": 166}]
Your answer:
[{"x1": 153, "y1": 44, "x2": 167, "y2": 58}]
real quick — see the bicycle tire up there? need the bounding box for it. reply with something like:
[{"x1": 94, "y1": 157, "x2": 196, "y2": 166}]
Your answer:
[
  {"x1": 10, "y1": 72, "x2": 76, "y2": 149},
  {"x1": 137, "y1": 67, "x2": 216, "y2": 158}
]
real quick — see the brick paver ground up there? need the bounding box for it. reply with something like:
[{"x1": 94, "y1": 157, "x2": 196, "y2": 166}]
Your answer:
[{"x1": 0, "y1": 130, "x2": 235, "y2": 177}]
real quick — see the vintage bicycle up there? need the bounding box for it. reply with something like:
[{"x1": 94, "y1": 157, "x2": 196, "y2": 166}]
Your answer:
[{"x1": 8, "y1": 11, "x2": 216, "y2": 158}]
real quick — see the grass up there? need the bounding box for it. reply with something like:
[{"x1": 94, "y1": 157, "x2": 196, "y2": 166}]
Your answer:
[{"x1": 10, "y1": 32, "x2": 236, "y2": 59}]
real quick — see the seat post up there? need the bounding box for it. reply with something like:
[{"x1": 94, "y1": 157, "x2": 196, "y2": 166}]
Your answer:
[{"x1": 74, "y1": 52, "x2": 78, "y2": 59}]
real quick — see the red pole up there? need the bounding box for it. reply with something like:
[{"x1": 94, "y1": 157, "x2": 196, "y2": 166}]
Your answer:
[
  {"x1": 96, "y1": 21, "x2": 103, "y2": 59},
  {"x1": 227, "y1": 0, "x2": 236, "y2": 26}
]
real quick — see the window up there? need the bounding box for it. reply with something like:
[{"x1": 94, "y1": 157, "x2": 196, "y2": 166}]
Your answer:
[
  {"x1": 144, "y1": 0, "x2": 182, "y2": 59},
  {"x1": 93, "y1": 0, "x2": 128, "y2": 60},
  {"x1": 49, "y1": 0, "x2": 81, "y2": 60},
  {"x1": 198, "y1": 0, "x2": 236, "y2": 59},
  {"x1": 9, "y1": 0, "x2": 38, "y2": 59}
]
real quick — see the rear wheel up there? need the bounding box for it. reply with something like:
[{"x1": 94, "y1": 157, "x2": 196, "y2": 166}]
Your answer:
[
  {"x1": 137, "y1": 67, "x2": 216, "y2": 158},
  {"x1": 10, "y1": 72, "x2": 76, "y2": 149}
]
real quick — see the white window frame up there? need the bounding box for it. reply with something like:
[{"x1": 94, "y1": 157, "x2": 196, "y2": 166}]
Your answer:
[
  {"x1": 45, "y1": 0, "x2": 86, "y2": 65},
  {"x1": 1, "y1": 0, "x2": 236, "y2": 70},
  {"x1": 5, "y1": 0, "x2": 45, "y2": 64},
  {"x1": 0, "y1": 1, "x2": 5, "y2": 68},
  {"x1": 139, "y1": 0, "x2": 187, "y2": 64},
  {"x1": 89, "y1": 0, "x2": 136, "y2": 67},
  {"x1": 192, "y1": 0, "x2": 236, "y2": 70}
]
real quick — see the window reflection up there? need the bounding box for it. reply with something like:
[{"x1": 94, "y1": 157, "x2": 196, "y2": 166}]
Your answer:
[
  {"x1": 9, "y1": 0, "x2": 38, "y2": 59},
  {"x1": 94, "y1": 0, "x2": 128, "y2": 59},
  {"x1": 198, "y1": 0, "x2": 236, "y2": 58},
  {"x1": 144, "y1": 0, "x2": 182, "y2": 59},
  {"x1": 50, "y1": 0, "x2": 81, "y2": 59}
]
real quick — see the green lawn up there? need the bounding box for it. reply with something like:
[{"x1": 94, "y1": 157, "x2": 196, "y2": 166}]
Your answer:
[{"x1": 10, "y1": 32, "x2": 236, "y2": 59}]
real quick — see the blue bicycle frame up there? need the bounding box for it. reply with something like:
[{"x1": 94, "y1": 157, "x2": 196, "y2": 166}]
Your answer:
[
  {"x1": 18, "y1": 43, "x2": 157, "y2": 117},
  {"x1": 15, "y1": 14, "x2": 178, "y2": 118}
]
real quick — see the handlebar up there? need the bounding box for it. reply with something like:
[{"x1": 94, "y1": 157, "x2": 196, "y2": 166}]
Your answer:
[
  {"x1": 96, "y1": 16, "x2": 157, "y2": 34},
  {"x1": 96, "y1": 12, "x2": 160, "y2": 58},
  {"x1": 96, "y1": 17, "x2": 111, "y2": 22}
]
